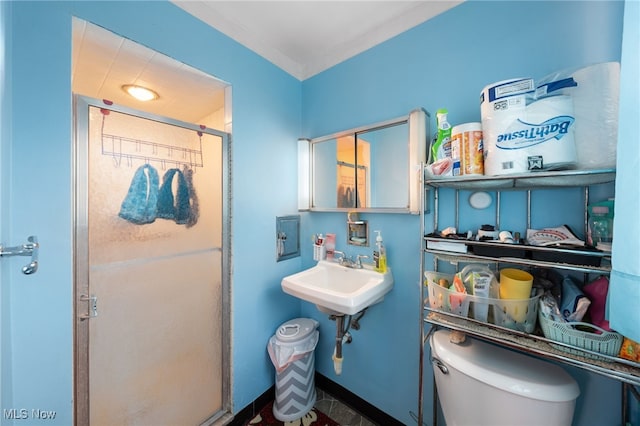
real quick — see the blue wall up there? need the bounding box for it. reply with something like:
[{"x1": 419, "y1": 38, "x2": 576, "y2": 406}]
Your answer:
[
  {"x1": 2, "y1": 1, "x2": 302, "y2": 423},
  {"x1": 1, "y1": 0, "x2": 14, "y2": 415},
  {"x1": 302, "y1": 1, "x2": 626, "y2": 424},
  {"x1": 0, "y1": 1, "x2": 633, "y2": 425}
]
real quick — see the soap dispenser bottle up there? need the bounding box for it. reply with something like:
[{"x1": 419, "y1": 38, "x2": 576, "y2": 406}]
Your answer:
[{"x1": 374, "y1": 230, "x2": 387, "y2": 273}]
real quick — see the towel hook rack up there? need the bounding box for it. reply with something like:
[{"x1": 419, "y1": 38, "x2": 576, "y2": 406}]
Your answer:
[{"x1": 0, "y1": 235, "x2": 39, "y2": 275}]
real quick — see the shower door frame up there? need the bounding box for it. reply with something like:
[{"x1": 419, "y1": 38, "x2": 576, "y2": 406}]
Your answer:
[{"x1": 72, "y1": 94, "x2": 233, "y2": 425}]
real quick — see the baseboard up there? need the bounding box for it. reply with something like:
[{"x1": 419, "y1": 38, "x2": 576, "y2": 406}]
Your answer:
[
  {"x1": 228, "y1": 373, "x2": 403, "y2": 426},
  {"x1": 226, "y1": 386, "x2": 274, "y2": 426},
  {"x1": 315, "y1": 373, "x2": 404, "y2": 426}
]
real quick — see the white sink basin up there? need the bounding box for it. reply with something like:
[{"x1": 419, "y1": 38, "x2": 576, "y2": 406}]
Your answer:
[{"x1": 281, "y1": 260, "x2": 394, "y2": 315}]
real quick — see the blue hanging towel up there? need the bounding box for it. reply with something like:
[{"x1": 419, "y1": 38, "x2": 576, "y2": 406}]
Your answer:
[
  {"x1": 118, "y1": 164, "x2": 160, "y2": 224},
  {"x1": 157, "y1": 168, "x2": 191, "y2": 224},
  {"x1": 183, "y1": 167, "x2": 199, "y2": 228}
]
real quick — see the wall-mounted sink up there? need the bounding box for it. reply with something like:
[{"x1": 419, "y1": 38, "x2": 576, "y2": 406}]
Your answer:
[{"x1": 281, "y1": 260, "x2": 394, "y2": 315}]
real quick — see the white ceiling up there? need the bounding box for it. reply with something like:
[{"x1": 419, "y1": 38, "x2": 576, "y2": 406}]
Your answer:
[
  {"x1": 172, "y1": 1, "x2": 463, "y2": 80},
  {"x1": 72, "y1": 2, "x2": 462, "y2": 123},
  {"x1": 72, "y1": 19, "x2": 228, "y2": 124}
]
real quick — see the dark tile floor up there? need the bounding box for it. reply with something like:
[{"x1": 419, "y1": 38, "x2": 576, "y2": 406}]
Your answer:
[{"x1": 314, "y1": 388, "x2": 377, "y2": 426}]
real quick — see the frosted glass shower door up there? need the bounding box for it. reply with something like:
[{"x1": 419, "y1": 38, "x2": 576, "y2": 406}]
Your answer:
[{"x1": 75, "y1": 99, "x2": 229, "y2": 426}]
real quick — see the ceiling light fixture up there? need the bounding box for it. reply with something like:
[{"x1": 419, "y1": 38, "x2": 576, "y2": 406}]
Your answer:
[{"x1": 122, "y1": 84, "x2": 159, "y2": 101}]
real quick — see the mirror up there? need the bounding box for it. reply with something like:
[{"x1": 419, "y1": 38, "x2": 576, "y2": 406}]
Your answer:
[{"x1": 303, "y1": 108, "x2": 428, "y2": 213}]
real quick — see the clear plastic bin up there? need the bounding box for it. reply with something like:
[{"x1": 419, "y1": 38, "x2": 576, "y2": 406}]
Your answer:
[
  {"x1": 424, "y1": 271, "x2": 542, "y2": 333},
  {"x1": 491, "y1": 292, "x2": 541, "y2": 333},
  {"x1": 425, "y1": 271, "x2": 472, "y2": 317}
]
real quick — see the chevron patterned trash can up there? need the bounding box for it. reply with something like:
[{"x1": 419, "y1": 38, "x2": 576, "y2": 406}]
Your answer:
[{"x1": 270, "y1": 318, "x2": 319, "y2": 422}]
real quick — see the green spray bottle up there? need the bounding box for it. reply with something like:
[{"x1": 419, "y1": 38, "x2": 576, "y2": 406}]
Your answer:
[{"x1": 430, "y1": 108, "x2": 452, "y2": 163}]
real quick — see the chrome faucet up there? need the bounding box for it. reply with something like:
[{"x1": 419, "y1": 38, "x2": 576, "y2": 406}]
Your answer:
[
  {"x1": 333, "y1": 250, "x2": 357, "y2": 268},
  {"x1": 333, "y1": 251, "x2": 370, "y2": 269},
  {"x1": 355, "y1": 254, "x2": 370, "y2": 269}
]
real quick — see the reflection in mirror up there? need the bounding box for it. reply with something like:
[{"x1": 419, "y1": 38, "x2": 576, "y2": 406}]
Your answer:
[
  {"x1": 358, "y1": 122, "x2": 408, "y2": 208},
  {"x1": 307, "y1": 109, "x2": 428, "y2": 213},
  {"x1": 312, "y1": 137, "x2": 339, "y2": 208},
  {"x1": 337, "y1": 134, "x2": 361, "y2": 208}
]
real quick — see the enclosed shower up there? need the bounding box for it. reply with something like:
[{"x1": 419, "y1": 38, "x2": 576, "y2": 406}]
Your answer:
[{"x1": 74, "y1": 96, "x2": 231, "y2": 425}]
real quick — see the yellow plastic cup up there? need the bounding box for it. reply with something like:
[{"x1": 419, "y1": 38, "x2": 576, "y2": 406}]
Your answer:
[
  {"x1": 499, "y1": 268, "x2": 533, "y2": 299},
  {"x1": 499, "y1": 268, "x2": 534, "y2": 322}
]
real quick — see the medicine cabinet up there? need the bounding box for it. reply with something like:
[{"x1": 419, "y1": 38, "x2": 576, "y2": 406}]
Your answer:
[{"x1": 299, "y1": 108, "x2": 429, "y2": 213}]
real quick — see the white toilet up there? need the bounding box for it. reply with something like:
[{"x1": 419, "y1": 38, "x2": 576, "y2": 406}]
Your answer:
[{"x1": 429, "y1": 329, "x2": 580, "y2": 426}]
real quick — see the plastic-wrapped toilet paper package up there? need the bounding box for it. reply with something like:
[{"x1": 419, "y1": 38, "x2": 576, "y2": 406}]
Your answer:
[
  {"x1": 522, "y1": 95, "x2": 578, "y2": 170},
  {"x1": 535, "y1": 62, "x2": 620, "y2": 169},
  {"x1": 480, "y1": 78, "x2": 535, "y2": 175},
  {"x1": 481, "y1": 79, "x2": 577, "y2": 175}
]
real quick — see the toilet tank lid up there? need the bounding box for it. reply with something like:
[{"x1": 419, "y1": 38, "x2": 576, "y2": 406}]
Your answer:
[{"x1": 431, "y1": 330, "x2": 580, "y2": 402}]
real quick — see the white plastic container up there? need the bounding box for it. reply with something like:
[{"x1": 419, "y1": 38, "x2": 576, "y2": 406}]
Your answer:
[{"x1": 451, "y1": 122, "x2": 484, "y2": 175}]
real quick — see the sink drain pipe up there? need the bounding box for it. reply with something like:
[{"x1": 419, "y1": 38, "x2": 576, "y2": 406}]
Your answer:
[{"x1": 332, "y1": 314, "x2": 353, "y2": 375}]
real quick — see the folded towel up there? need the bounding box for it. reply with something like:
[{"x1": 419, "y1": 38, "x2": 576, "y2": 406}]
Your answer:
[
  {"x1": 118, "y1": 164, "x2": 159, "y2": 224},
  {"x1": 157, "y1": 168, "x2": 191, "y2": 224},
  {"x1": 560, "y1": 276, "x2": 591, "y2": 322}
]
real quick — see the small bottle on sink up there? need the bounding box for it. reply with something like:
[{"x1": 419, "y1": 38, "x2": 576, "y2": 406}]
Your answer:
[{"x1": 374, "y1": 231, "x2": 387, "y2": 273}]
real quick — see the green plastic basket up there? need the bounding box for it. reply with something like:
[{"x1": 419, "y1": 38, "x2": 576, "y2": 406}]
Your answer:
[{"x1": 538, "y1": 311, "x2": 623, "y2": 361}]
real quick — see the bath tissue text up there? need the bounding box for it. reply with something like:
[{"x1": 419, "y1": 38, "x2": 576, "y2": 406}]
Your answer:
[{"x1": 497, "y1": 115, "x2": 575, "y2": 149}]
